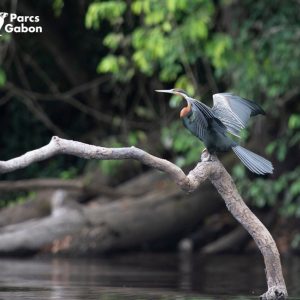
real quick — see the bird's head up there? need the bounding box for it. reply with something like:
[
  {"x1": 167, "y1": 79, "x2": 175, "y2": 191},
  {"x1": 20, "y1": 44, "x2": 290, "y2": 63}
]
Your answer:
[{"x1": 155, "y1": 88, "x2": 192, "y2": 118}]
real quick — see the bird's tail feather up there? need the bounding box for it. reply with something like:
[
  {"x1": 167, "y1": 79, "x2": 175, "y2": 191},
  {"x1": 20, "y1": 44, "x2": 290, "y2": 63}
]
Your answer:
[{"x1": 232, "y1": 145, "x2": 273, "y2": 175}]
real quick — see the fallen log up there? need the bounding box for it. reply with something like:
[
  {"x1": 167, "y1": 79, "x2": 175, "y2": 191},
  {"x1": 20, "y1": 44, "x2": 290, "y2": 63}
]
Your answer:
[
  {"x1": 0, "y1": 168, "x2": 222, "y2": 228},
  {"x1": 71, "y1": 182, "x2": 221, "y2": 254},
  {"x1": 0, "y1": 174, "x2": 223, "y2": 254}
]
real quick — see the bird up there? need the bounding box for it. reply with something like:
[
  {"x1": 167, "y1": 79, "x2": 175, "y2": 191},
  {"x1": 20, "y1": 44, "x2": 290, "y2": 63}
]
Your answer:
[{"x1": 155, "y1": 88, "x2": 273, "y2": 175}]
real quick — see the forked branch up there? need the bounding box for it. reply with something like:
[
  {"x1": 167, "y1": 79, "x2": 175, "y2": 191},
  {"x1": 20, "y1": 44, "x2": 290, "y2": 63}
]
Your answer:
[{"x1": 0, "y1": 136, "x2": 287, "y2": 299}]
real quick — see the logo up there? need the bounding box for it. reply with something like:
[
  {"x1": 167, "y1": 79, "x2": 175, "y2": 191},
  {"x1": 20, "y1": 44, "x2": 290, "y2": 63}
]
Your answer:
[
  {"x1": 0, "y1": 12, "x2": 8, "y2": 33},
  {"x1": 0, "y1": 12, "x2": 42, "y2": 35}
]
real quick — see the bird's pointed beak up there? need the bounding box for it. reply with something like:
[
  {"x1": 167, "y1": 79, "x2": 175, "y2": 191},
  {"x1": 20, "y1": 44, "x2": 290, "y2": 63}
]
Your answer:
[{"x1": 155, "y1": 89, "x2": 174, "y2": 94}]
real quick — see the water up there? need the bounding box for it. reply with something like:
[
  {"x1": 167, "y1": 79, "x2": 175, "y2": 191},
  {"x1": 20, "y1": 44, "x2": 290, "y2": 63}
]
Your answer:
[{"x1": 0, "y1": 253, "x2": 299, "y2": 300}]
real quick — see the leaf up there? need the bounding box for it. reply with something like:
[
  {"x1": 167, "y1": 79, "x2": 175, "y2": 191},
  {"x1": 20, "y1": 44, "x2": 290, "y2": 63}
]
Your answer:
[
  {"x1": 266, "y1": 141, "x2": 276, "y2": 155},
  {"x1": 131, "y1": 0, "x2": 143, "y2": 14},
  {"x1": 0, "y1": 68, "x2": 6, "y2": 87},
  {"x1": 290, "y1": 181, "x2": 300, "y2": 196},
  {"x1": 97, "y1": 55, "x2": 127, "y2": 74},
  {"x1": 103, "y1": 33, "x2": 123, "y2": 50},
  {"x1": 97, "y1": 55, "x2": 119, "y2": 73},
  {"x1": 144, "y1": 11, "x2": 165, "y2": 26},
  {"x1": 288, "y1": 114, "x2": 300, "y2": 129},
  {"x1": 277, "y1": 143, "x2": 287, "y2": 162},
  {"x1": 85, "y1": 1, "x2": 126, "y2": 29},
  {"x1": 174, "y1": 76, "x2": 195, "y2": 95},
  {"x1": 166, "y1": 0, "x2": 189, "y2": 12},
  {"x1": 233, "y1": 165, "x2": 246, "y2": 179},
  {"x1": 132, "y1": 50, "x2": 153, "y2": 75},
  {"x1": 53, "y1": 0, "x2": 64, "y2": 17}
]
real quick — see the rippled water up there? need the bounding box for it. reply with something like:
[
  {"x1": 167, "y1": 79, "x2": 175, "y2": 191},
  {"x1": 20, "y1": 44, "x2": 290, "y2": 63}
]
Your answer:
[{"x1": 0, "y1": 253, "x2": 299, "y2": 299}]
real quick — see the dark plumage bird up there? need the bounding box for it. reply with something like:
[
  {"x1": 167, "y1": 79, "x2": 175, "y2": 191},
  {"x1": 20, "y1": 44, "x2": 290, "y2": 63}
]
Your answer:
[{"x1": 155, "y1": 88, "x2": 273, "y2": 175}]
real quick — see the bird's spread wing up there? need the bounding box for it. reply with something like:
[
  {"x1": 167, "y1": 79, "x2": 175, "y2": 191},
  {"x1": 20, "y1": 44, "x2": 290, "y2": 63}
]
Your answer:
[
  {"x1": 192, "y1": 99, "x2": 215, "y2": 119},
  {"x1": 193, "y1": 109, "x2": 208, "y2": 140},
  {"x1": 212, "y1": 93, "x2": 265, "y2": 138},
  {"x1": 189, "y1": 100, "x2": 208, "y2": 140},
  {"x1": 188, "y1": 99, "x2": 216, "y2": 140}
]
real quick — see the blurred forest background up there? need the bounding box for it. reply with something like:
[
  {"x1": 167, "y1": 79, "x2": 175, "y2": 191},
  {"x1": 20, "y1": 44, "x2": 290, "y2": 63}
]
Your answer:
[{"x1": 0, "y1": 0, "x2": 299, "y2": 255}]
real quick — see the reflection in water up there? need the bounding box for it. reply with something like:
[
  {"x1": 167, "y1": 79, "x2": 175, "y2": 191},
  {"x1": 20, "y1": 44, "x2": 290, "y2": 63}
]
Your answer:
[
  {"x1": 0, "y1": 254, "x2": 298, "y2": 299},
  {"x1": 178, "y1": 252, "x2": 193, "y2": 291}
]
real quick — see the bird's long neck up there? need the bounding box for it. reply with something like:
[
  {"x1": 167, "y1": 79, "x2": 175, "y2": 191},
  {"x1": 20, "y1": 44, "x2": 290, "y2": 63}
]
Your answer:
[{"x1": 180, "y1": 102, "x2": 191, "y2": 118}]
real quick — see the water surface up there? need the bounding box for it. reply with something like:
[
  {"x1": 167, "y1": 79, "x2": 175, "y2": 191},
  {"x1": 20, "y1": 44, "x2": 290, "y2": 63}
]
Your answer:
[{"x1": 0, "y1": 253, "x2": 299, "y2": 299}]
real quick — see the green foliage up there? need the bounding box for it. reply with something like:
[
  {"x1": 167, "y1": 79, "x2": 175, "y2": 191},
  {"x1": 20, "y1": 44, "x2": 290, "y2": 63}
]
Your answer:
[
  {"x1": 0, "y1": 68, "x2": 6, "y2": 87},
  {"x1": 234, "y1": 165, "x2": 300, "y2": 217},
  {"x1": 217, "y1": 1, "x2": 300, "y2": 219},
  {"x1": 85, "y1": 0, "x2": 232, "y2": 169},
  {"x1": 288, "y1": 114, "x2": 300, "y2": 130},
  {"x1": 99, "y1": 159, "x2": 124, "y2": 176},
  {"x1": 85, "y1": 0, "x2": 229, "y2": 88},
  {"x1": 221, "y1": 2, "x2": 300, "y2": 110},
  {"x1": 205, "y1": 33, "x2": 232, "y2": 69},
  {"x1": 52, "y1": 0, "x2": 64, "y2": 17},
  {"x1": 97, "y1": 55, "x2": 133, "y2": 81},
  {"x1": 103, "y1": 33, "x2": 123, "y2": 50},
  {"x1": 59, "y1": 167, "x2": 78, "y2": 180},
  {"x1": 85, "y1": 1, "x2": 126, "y2": 29},
  {"x1": 0, "y1": 192, "x2": 36, "y2": 208},
  {"x1": 87, "y1": 1, "x2": 300, "y2": 220},
  {"x1": 264, "y1": 113, "x2": 300, "y2": 163},
  {"x1": 127, "y1": 130, "x2": 147, "y2": 146}
]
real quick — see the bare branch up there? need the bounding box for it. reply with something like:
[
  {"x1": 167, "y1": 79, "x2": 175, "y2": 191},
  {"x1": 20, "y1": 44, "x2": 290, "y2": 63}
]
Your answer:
[
  {"x1": 0, "y1": 136, "x2": 287, "y2": 299},
  {"x1": 0, "y1": 92, "x2": 13, "y2": 106},
  {"x1": 12, "y1": 53, "x2": 66, "y2": 137},
  {"x1": 0, "y1": 136, "x2": 208, "y2": 192},
  {"x1": 20, "y1": 96, "x2": 67, "y2": 137},
  {"x1": 2, "y1": 82, "x2": 150, "y2": 129}
]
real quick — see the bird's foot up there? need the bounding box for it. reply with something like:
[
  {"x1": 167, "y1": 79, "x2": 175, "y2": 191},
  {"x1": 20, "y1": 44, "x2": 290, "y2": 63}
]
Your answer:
[{"x1": 201, "y1": 148, "x2": 212, "y2": 162}]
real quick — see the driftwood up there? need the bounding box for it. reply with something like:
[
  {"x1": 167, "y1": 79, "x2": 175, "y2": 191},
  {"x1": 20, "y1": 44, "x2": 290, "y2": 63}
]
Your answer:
[{"x1": 0, "y1": 136, "x2": 287, "y2": 299}]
